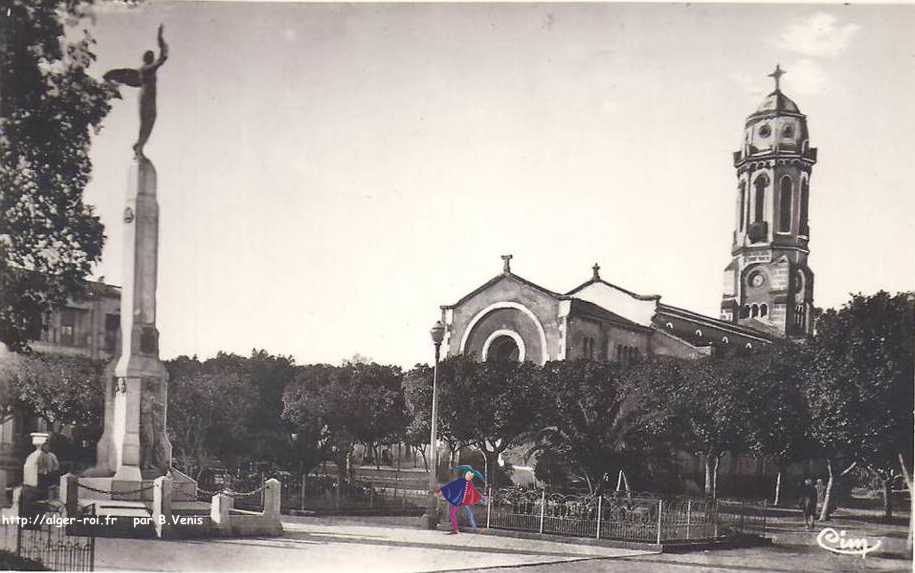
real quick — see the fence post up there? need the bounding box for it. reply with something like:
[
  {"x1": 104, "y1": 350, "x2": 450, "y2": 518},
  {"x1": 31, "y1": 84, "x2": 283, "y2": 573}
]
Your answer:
[
  {"x1": 153, "y1": 476, "x2": 173, "y2": 539},
  {"x1": 686, "y1": 499, "x2": 691, "y2": 541},
  {"x1": 210, "y1": 493, "x2": 233, "y2": 534},
  {"x1": 539, "y1": 489, "x2": 546, "y2": 534},
  {"x1": 656, "y1": 499, "x2": 663, "y2": 545},
  {"x1": 763, "y1": 498, "x2": 767, "y2": 535},
  {"x1": 264, "y1": 479, "x2": 282, "y2": 527},
  {"x1": 596, "y1": 495, "x2": 602, "y2": 540},
  {"x1": 60, "y1": 473, "x2": 79, "y2": 517},
  {"x1": 486, "y1": 487, "x2": 492, "y2": 529}
]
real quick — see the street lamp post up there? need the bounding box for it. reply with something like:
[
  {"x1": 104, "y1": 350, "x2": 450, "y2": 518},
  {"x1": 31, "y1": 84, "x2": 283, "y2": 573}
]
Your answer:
[{"x1": 425, "y1": 320, "x2": 446, "y2": 529}]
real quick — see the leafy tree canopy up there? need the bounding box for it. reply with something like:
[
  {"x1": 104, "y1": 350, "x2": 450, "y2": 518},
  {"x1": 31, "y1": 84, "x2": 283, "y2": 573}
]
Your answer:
[{"x1": 1, "y1": 0, "x2": 116, "y2": 351}]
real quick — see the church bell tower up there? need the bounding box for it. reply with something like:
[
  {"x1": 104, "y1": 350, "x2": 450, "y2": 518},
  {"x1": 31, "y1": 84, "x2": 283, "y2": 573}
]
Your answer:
[{"x1": 721, "y1": 65, "x2": 815, "y2": 338}]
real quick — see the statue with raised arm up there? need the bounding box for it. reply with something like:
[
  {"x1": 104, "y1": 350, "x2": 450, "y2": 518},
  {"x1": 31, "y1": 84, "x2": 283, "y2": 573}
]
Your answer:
[{"x1": 104, "y1": 24, "x2": 169, "y2": 159}]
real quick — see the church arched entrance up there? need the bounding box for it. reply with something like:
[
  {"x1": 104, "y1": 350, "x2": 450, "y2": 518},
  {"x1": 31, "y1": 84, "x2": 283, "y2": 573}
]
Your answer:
[{"x1": 487, "y1": 335, "x2": 520, "y2": 362}]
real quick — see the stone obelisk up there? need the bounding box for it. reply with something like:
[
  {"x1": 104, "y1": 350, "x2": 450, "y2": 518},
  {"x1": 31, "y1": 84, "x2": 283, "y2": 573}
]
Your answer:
[
  {"x1": 94, "y1": 24, "x2": 172, "y2": 482},
  {"x1": 95, "y1": 158, "x2": 172, "y2": 481}
]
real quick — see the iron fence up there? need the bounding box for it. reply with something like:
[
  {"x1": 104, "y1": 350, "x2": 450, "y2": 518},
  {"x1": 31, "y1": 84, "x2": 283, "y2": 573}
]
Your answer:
[
  {"x1": 278, "y1": 475, "x2": 426, "y2": 514},
  {"x1": 197, "y1": 474, "x2": 266, "y2": 512},
  {"x1": 0, "y1": 499, "x2": 95, "y2": 571},
  {"x1": 481, "y1": 487, "x2": 766, "y2": 545}
]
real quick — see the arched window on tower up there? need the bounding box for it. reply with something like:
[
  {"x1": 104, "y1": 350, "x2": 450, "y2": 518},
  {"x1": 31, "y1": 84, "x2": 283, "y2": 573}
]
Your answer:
[
  {"x1": 760, "y1": 304, "x2": 768, "y2": 317},
  {"x1": 754, "y1": 176, "x2": 767, "y2": 223},
  {"x1": 800, "y1": 179, "x2": 810, "y2": 235},
  {"x1": 795, "y1": 303, "x2": 807, "y2": 330},
  {"x1": 738, "y1": 182, "x2": 746, "y2": 232},
  {"x1": 751, "y1": 304, "x2": 759, "y2": 318},
  {"x1": 779, "y1": 177, "x2": 792, "y2": 232}
]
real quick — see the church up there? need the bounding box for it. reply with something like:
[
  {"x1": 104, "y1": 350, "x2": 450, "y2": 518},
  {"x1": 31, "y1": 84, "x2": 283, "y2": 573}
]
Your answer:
[{"x1": 439, "y1": 67, "x2": 816, "y2": 363}]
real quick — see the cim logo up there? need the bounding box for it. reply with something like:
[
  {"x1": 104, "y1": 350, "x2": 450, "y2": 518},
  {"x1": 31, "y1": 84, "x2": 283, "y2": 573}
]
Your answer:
[{"x1": 816, "y1": 527, "x2": 882, "y2": 559}]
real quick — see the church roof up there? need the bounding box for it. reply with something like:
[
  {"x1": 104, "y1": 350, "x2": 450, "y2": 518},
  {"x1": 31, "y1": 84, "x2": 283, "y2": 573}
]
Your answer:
[
  {"x1": 754, "y1": 89, "x2": 800, "y2": 115},
  {"x1": 565, "y1": 277, "x2": 661, "y2": 301},
  {"x1": 654, "y1": 303, "x2": 774, "y2": 343},
  {"x1": 568, "y1": 299, "x2": 650, "y2": 331},
  {"x1": 441, "y1": 272, "x2": 565, "y2": 309}
]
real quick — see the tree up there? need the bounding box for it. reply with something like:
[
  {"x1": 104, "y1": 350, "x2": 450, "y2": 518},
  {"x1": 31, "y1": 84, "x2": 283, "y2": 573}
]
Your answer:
[
  {"x1": 649, "y1": 356, "x2": 754, "y2": 499},
  {"x1": 349, "y1": 362, "x2": 408, "y2": 466},
  {"x1": 282, "y1": 361, "x2": 407, "y2": 485},
  {"x1": 532, "y1": 359, "x2": 667, "y2": 494},
  {"x1": 0, "y1": 0, "x2": 115, "y2": 351},
  {"x1": 166, "y1": 354, "x2": 255, "y2": 478},
  {"x1": 242, "y1": 349, "x2": 298, "y2": 466},
  {"x1": 402, "y1": 363, "x2": 434, "y2": 469},
  {"x1": 0, "y1": 351, "x2": 104, "y2": 432},
  {"x1": 740, "y1": 342, "x2": 811, "y2": 506},
  {"x1": 805, "y1": 291, "x2": 914, "y2": 519},
  {"x1": 405, "y1": 355, "x2": 544, "y2": 489}
]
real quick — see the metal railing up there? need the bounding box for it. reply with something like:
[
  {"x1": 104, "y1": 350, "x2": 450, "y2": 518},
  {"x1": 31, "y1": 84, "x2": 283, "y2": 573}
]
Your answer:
[
  {"x1": 480, "y1": 487, "x2": 767, "y2": 544},
  {"x1": 274, "y1": 473, "x2": 427, "y2": 514},
  {"x1": 0, "y1": 499, "x2": 95, "y2": 571}
]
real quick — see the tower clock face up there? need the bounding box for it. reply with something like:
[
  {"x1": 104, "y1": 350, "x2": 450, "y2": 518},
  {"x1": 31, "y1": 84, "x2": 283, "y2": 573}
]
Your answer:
[{"x1": 749, "y1": 272, "x2": 765, "y2": 287}]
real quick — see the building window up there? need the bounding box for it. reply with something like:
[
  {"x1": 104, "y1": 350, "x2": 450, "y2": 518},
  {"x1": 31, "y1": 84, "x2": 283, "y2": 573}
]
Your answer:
[
  {"x1": 754, "y1": 176, "x2": 767, "y2": 223},
  {"x1": 104, "y1": 314, "x2": 119, "y2": 352},
  {"x1": 779, "y1": 177, "x2": 792, "y2": 232},
  {"x1": 60, "y1": 310, "x2": 76, "y2": 346},
  {"x1": 795, "y1": 303, "x2": 807, "y2": 330},
  {"x1": 738, "y1": 182, "x2": 746, "y2": 232},
  {"x1": 783, "y1": 125, "x2": 794, "y2": 138},
  {"x1": 800, "y1": 180, "x2": 810, "y2": 235},
  {"x1": 760, "y1": 304, "x2": 768, "y2": 317},
  {"x1": 583, "y1": 337, "x2": 595, "y2": 360},
  {"x1": 740, "y1": 305, "x2": 750, "y2": 319},
  {"x1": 751, "y1": 304, "x2": 759, "y2": 318}
]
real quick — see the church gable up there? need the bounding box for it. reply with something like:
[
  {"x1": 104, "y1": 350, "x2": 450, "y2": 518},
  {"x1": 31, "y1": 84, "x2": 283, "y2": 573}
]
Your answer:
[
  {"x1": 441, "y1": 260, "x2": 563, "y2": 365},
  {"x1": 566, "y1": 278, "x2": 660, "y2": 328}
]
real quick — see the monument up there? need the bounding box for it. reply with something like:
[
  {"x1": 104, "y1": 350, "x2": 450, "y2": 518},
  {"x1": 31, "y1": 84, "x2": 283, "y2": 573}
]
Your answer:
[
  {"x1": 91, "y1": 24, "x2": 172, "y2": 482},
  {"x1": 64, "y1": 25, "x2": 283, "y2": 540}
]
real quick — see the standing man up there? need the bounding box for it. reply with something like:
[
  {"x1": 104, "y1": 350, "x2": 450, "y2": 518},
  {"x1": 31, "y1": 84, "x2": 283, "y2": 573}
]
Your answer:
[
  {"x1": 36, "y1": 441, "x2": 60, "y2": 495},
  {"x1": 799, "y1": 477, "x2": 818, "y2": 530}
]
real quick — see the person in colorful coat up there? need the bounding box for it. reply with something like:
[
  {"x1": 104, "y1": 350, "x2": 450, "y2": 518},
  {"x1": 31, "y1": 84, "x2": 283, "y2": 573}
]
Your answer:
[{"x1": 435, "y1": 465, "x2": 484, "y2": 534}]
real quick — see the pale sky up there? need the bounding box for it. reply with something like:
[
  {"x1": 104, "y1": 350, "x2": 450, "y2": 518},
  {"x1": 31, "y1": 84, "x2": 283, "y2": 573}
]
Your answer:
[{"x1": 81, "y1": 2, "x2": 915, "y2": 368}]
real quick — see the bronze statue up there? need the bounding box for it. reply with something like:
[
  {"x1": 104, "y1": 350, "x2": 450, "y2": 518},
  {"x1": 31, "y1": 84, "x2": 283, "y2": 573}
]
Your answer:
[{"x1": 104, "y1": 24, "x2": 169, "y2": 159}]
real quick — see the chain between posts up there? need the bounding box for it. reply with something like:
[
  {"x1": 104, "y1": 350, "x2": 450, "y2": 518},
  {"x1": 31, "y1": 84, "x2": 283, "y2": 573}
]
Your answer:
[
  {"x1": 197, "y1": 483, "x2": 268, "y2": 498},
  {"x1": 77, "y1": 483, "x2": 156, "y2": 495}
]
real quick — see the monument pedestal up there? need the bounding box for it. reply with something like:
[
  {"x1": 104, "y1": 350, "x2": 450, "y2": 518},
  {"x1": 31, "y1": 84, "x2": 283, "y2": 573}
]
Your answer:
[{"x1": 91, "y1": 158, "x2": 171, "y2": 483}]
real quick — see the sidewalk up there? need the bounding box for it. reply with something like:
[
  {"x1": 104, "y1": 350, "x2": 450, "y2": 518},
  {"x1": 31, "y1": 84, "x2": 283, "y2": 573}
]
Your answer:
[{"x1": 95, "y1": 516, "x2": 655, "y2": 572}]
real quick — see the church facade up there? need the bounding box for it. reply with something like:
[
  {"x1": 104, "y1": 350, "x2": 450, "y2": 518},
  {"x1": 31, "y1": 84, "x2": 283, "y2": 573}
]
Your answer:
[{"x1": 439, "y1": 68, "x2": 814, "y2": 364}]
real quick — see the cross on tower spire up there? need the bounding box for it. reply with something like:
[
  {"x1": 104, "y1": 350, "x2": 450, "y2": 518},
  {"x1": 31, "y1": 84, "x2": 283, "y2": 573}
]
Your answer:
[
  {"x1": 768, "y1": 64, "x2": 786, "y2": 92},
  {"x1": 592, "y1": 263, "x2": 601, "y2": 281}
]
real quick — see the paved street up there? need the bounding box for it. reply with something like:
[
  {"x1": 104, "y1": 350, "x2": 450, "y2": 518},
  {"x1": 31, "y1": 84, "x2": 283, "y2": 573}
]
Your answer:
[
  {"x1": 94, "y1": 515, "x2": 912, "y2": 573},
  {"x1": 95, "y1": 519, "x2": 651, "y2": 572}
]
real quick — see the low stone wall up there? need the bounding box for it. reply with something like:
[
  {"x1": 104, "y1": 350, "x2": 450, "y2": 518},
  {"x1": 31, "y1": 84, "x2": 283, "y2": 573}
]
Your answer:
[{"x1": 59, "y1": 473, "x2": 283, "y2": 539}]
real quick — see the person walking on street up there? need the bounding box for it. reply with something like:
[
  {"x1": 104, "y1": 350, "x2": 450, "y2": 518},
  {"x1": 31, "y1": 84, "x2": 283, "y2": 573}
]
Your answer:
[
  {"x1": 799, "y1": 477, "x2": 818, "y2": 530},
  {"x1": 435, "y1": 465, "x2": 484, "y2": 534}
]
